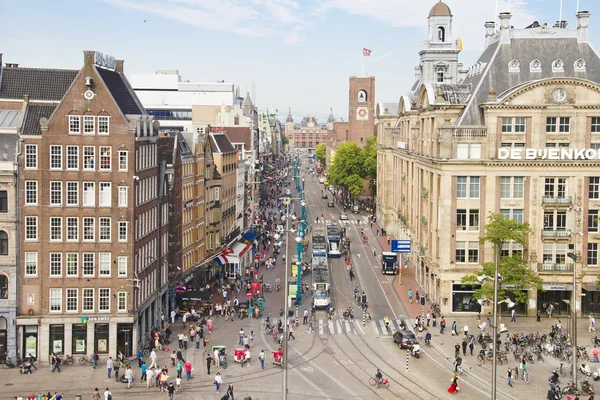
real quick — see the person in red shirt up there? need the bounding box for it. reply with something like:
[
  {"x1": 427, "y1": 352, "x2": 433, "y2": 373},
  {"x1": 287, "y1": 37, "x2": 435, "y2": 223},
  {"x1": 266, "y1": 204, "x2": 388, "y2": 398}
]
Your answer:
[{"x1": 184, "y1": 360, "x2": 193, "y2": 381}]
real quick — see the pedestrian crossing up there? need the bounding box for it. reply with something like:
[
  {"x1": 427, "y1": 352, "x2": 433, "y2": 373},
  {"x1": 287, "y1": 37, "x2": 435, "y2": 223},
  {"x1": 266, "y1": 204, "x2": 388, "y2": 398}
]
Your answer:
[{"x1": 316, "y1": 318, "x2": 408, "y2": 336}]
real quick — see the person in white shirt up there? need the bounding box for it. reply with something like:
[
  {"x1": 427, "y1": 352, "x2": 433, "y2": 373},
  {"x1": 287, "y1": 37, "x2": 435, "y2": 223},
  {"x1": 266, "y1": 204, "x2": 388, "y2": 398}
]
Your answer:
[
  {"x1": 242, "y1": 349, "x2": 251, "y2": 367},
  {"x1": 125, "y1": 366, "x2": 133, "y2": 388},
  {"x1": 214, "y1": 372, "x2": 223, "y2": 393},
  {"x1": 149, "y1": 349, "x2": 158, "y2": 368},
  {"x1": 104, "y1": 387, "x2": 112, "y2": 400},
  {"x1": 146, "y1": 366, "x2": 154, "y2": 388},
  {"x1": 171, "y1": 310, "x2": 176, "y2": 325},
  {"x1": 214, "y1": 348, "x2": 220, "y2": 367}
]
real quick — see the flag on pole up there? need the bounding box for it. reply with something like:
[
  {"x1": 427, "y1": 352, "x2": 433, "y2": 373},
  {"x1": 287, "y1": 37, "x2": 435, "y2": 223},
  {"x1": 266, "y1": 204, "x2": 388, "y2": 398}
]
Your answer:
[
  {"x1": 363, "y1": 48, "x2": 372, "y2": 57},
  {"x1": 457, "y1": 37, "x2": 463, "y2": 51}
]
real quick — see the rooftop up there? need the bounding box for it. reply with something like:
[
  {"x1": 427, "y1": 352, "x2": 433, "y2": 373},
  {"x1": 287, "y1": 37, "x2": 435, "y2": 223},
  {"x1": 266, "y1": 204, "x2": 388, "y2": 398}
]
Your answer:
[{"x1": 0, "y1": 67, "x2": 78, "y2": 101}]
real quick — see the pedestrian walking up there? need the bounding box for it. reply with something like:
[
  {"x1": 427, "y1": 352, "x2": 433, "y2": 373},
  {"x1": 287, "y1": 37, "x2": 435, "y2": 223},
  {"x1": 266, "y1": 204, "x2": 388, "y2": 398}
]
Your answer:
[
  {"x1": 206, "y1": 353, "x2": 212, "y2": 375},
  {"x1": 463, "y1": 324, "x2": 468, "y2": 337},
  {"x1": 214, "y1": 348, "x2": 220, "y2": 368},
  {"x1": 141, "y1": 361, "x2": 147, "y2": 382},
  {"x1": 408, "y1": 289, "x2": 413, "y2": 304},
  {"x1": 451, "y1": 321, "x2": 457, "y2": 336},
  {"x1": 171, "y1": 310, "x2": 176, "y2": 325},
  {"x1": 170, "y1": 350, "x2": 177, "y2": 366},
  {"x1": 593, "y1": 345, "x2": 599, "y2": 363},
  {"x1": 440, "y1": 317, "x2": 446, "y2": 334},
  {"x1": 469, "y1": 337, "x2": 475, "y2": 356},
  {"x1": 104, "y1": 387, "x2": 112, "y2": 400},
  {"x1": 167, "y1": 382, "x2": 175, "y2": 400},
  {"x1": 106, "y1": 357, "x2": 113, "y2": 379},
  {"x1": 176, "y1": 360, "x2": 183, "y2": 378},
  {"x1": 258, "y1": 350, "x2": 265, "y2": 370},
  {"x1": 536, "y1": 309, "x2": 541, "y2": 322},
  {"x1": 426, "y1": 312, "x2": 431, "y2": 327},
  {"x1": 175, "y1": 377, "x2": 181, "y2": 393},
  {"x1": 183, "y1": 334, "x2": 188, "y2": 350},
  {"x1": 288, "y1": 324, "x2": 295, "y2": 340},
  {"x1": 387, "y1": 236, "x2": 391, "y2": 245},
  {"x1": 507, "y1": 368, "x2": 513, "y2": 387},
  {"x1": 138, "y1": 349, "x2": 144, "y2": 367},
  {"x1": 125, "y1": 366, "x2": 133, "y2": 389},
  {"x1": 454, "y1": 343, "x2": 460, "y2": 359},
  {"x1": 307, "y1": 318, "x2": 314, "y2": 334},
  {"x1": 303, "y1": 309, "x2": 308, "y2": 324},
  {"x1": 227, "y1": 384, "x2": 235, "y2": 400},
  {"x1": 146, "y1": 366, "x2": 154, "y2": 388},
  {"x1": 214, "y1": 372, "x2": 223, "y2": 394},
  {"x1": 461, "y1": 338, "x2": 467, "y2": 356},
  {"x1": 239, "y1": 329, "x2": 244, "y2": 345},
  {"x1": 92, "y1": 388, "x2": 101, "y2": 400},
  {"x1": 149, "y1": 349, "x2": 158, "y2": 368},
  {"x1": 184, "y1": 360, "x2": 193, "y2": 381},
  {"x1": 432, "y1": 313, "x2": 437, "y2": 328},
  {"x1": 511, "y1": 309, "x2": 517, "y2": 323},
  {"x1": 590, "y1": 316, "x2": 596, "y2": 332}
]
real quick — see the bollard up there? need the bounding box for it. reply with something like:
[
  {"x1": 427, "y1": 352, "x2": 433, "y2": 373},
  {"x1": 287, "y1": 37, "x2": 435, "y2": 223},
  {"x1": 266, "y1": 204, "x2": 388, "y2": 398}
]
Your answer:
[
  {"x1": 406, "y1": 349, "x2": 410, "y2": 371},
  {"x1": 295, "y1": 304, "x2": 299, "y2": 327},
  {"x1": 362, "y1": 308, "x2": 366, "y2": 326}
]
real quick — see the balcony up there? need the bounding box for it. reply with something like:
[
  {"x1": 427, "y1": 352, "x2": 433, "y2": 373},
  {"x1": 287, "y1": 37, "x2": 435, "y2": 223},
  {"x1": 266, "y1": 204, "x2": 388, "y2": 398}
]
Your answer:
[
  {"x1": 537, "y1": 263, "x2": 574, "y2": 273},
  {"x1": 542, "y1": 196, "x2": 572, "y2": 207},
  {"x1": 541, "y1": 229, "x2": 571, "y2": 239},
  {"x1": 451, "y1": 126, "x2": 487, "y2": 139}
]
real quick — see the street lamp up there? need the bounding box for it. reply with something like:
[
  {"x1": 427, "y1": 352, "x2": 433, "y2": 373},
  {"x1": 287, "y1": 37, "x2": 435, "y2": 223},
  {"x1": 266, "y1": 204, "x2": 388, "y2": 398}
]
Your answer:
[{"x1": 567, "y1": 197, "x2": 582, "y2": 390}]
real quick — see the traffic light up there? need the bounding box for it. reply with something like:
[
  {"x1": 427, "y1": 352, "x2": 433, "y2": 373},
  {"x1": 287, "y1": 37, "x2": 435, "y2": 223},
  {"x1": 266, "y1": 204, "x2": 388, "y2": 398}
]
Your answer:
[{"x1": 420, "y1": 296, "x2": 426, "y2": 306}]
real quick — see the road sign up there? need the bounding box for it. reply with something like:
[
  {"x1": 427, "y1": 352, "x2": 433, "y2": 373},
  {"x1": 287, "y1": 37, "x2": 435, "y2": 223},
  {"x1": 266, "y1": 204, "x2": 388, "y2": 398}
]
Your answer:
[{"x1": 391, "y1": 240, "x2": 411, "y2": 253}]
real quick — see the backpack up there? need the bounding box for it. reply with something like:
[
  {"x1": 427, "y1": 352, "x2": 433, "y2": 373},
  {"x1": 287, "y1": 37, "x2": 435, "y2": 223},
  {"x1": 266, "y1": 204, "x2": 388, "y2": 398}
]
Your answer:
[{"x1": 107, "y1": 394, "x2": 112, "y2": 400}]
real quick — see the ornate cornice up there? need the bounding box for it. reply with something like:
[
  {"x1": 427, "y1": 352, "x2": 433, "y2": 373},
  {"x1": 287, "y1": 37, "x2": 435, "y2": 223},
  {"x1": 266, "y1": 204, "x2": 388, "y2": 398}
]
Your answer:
[{"x1": 502, "y1": 78, "x2": 600, "y2": 103}]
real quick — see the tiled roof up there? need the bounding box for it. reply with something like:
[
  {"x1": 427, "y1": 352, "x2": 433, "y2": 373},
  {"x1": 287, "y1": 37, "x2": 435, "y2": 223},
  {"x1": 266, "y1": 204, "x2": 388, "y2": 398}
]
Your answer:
[
  {"x1": 209, "y1": 132, "x2": 235, "y2": 154},
  {"x1": 95, "y1": 67, "x2": 143, "y2": 115},
  {"x1": 22, "y1": 103, "x2": 57, "y2": 135},
  {"x1": 0, "y1": 67, "x2": 78, "y2": 101},
  {"x1": 222, "y1": 127, "x2": 251, "y2": 150}
]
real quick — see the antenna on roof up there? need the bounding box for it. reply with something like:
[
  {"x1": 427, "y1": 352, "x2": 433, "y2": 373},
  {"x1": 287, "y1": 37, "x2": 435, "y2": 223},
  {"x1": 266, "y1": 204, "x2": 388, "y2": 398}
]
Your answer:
[{"x1": 559, "y1": 0, "x2": 563, "y2": 23}]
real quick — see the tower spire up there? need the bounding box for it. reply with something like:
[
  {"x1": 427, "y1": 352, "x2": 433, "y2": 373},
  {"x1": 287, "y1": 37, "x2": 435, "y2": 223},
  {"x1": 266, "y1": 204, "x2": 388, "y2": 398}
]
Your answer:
[{"x1": 286, "y1": 106, "x2": 294, "y2": 123}]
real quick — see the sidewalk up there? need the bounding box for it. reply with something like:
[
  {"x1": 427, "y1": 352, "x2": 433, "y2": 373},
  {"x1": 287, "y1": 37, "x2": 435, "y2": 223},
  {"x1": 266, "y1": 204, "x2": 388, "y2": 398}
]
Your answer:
[{"x1": 369, "y1": 221, "x2": 426, "y2": 320}]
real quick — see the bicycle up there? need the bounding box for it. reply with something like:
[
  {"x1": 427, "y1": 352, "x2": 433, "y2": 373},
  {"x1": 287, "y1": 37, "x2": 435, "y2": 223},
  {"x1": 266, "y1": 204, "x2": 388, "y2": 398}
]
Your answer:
[
  {"x1": 520, "y1": 369, "x2": 532, "y2": 384},
  {"x1": 79, "y1": 354, "x2": 94, "y2": 365},
  {"x1": 1, "y1": 357, "x2": 21, "y2": 369},
  {"x1": 368, "y1": 377, "x2": 389, "y2": 388}
]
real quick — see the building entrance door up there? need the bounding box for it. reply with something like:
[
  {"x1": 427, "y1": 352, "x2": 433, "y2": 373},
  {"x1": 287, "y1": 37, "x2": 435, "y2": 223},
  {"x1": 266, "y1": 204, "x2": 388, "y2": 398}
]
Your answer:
[{"x1": 0, "y1": 317, "x2": 7, "y2": 362}]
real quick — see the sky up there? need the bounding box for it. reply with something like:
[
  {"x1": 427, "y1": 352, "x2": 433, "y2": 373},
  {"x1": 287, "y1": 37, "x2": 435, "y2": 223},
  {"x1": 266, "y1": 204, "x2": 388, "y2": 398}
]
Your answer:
[{"x1": 2, "y1": 0, "x2": 600, "y2": 122}]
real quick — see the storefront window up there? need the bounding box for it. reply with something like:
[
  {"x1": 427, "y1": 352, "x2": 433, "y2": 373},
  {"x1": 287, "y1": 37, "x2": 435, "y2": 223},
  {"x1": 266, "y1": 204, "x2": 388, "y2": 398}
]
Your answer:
[
  {"x1": 117, "y1": 323, "x2": 133, "y2": 358},
  {"x1": 538, "y1": 289, "x2": 572, "y2": 315},
  {"x1": 452, "y1": 284, "x2": 482, "y2": 313},
  {"x1": 72, "y1": 324, "x2": 87, "y2": 354},
  {"x1": 582, "y1": 289, "x2": 600, "y2": 315},
  {"x1": 24, "y1": 325, "x2": 38, "y2": 359},
  {"x1": 94, "y1": 323, "x2": 109, "y2": 354},
  {"x1": 49, "y1": 325, "x2": 64, "y2": 355},
  {"x1": 500, "y1": 290, "x2": 527, "y2": 316}
]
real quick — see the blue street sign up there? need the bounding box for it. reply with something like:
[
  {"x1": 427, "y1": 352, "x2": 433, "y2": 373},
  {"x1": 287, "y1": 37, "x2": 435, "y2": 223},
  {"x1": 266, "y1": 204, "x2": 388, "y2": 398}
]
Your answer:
[{"x1": 391, "y1": 240, "x2": 411, "y2": 253}]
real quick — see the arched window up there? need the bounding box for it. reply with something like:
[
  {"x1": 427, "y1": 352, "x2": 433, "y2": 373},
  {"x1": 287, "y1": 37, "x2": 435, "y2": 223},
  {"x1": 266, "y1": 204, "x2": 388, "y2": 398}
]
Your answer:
[
  {"x1": 0, "y1": 231, "x2": 8, "y2": 255},
  {"x1": 437, "y1": 26, "x2": 446, "y2": 42},
  {"x1": 0, "y1": 275, "x2": 7, "y2": 299}
]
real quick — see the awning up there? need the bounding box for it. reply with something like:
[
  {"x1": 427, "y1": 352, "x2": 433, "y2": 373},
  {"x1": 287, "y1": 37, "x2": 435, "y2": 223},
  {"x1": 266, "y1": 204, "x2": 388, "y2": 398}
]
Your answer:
[
  {"x1": 584, "y1": 283, "x2": 600, "y2": 292},
  {"x1": 231, "y1": 241, "x2": 252, "y2": 258},
  {"x1": 244, "y1": 231, "x2": 257, "y2": 241},
  {"x1": 176, "y1": 290, "x2": 212, "y2": 301},
  {"x1": 215, "y1": 255, "x2": 228, "y2": 266}
]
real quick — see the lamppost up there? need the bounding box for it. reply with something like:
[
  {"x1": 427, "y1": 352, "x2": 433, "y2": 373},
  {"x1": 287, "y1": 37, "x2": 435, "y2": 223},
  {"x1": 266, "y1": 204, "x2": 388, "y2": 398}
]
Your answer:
[{"x1": 567, "y1": 196, "x2": 582, "y2": 391}]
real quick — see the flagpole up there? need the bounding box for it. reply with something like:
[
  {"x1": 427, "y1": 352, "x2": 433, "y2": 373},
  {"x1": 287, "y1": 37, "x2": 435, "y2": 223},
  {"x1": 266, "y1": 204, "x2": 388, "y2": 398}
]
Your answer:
[
  {"x1": 577, "y1": 0, "x2": 580, "y2": 12},
  {"x1": 559, "y1": 0, "x2": 563, "y2": 22}
]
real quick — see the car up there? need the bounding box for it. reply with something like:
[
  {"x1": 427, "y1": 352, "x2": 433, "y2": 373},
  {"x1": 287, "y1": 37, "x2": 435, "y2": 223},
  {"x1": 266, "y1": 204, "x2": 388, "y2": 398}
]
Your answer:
[
  {"x1": 393, "y1": 330, "x2": 417, "y2": 349},
  {"x1": 340, "y1": 213, "x2": 348, "y2": 221},
  {"x1": 328, "y1": 201, "x2": 334, "y2": 207},
  {"x1": 319, "y1": 177, "x2": 325, "y2": 184},
  {"x1": 322, "y1": 192, "x2": 328, "y2": 199},
  {"x1": 324, "y1": 179, "x2": 330, "y2": 186}
]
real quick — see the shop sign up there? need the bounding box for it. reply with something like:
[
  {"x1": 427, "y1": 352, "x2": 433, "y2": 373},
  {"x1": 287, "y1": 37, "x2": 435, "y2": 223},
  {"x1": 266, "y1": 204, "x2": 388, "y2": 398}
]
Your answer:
[
  {"x1": 498, "y1": 147, "x2": 600, "y2": 161},
  {"x1": 94, "y1": 52, "x2": 116, "y2": 70},
  {"x1": 82, "y1": 316, "x2": 111, "y2": 323},
  {"x1": 542, "y1": 283, "x2": 573, "y2": 291}
]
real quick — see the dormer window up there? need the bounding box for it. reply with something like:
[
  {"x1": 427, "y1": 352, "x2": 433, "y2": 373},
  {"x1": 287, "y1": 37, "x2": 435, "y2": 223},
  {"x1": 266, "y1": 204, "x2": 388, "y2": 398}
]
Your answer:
[
  {"x1": 574, "y1": 58, "x2": 586, "y2": 72},
  {"x1": 530, "y1": 59, "x2": 542, "y2": 73},
  {"x1": 508, "y1": 59, "x2": 520, "y2": 73},
  {"x1": 436, "y1": 67, "x2": 445, "y2": 83},
  {"x1": 437, "y1": 26, "x2": 446, "y2": 42},
  {"x1": 552, "y1": 59, "x2": 564, "y2": 73}
]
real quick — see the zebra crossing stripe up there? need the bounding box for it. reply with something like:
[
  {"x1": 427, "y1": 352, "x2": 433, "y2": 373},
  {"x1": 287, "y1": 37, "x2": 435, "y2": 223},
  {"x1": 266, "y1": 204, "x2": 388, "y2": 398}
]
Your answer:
[
  {"x1": 328, "y1": 319, "x2": 334, "y2": 334},
  {"x1": 319, "y1": 319, "x2": 324, "y2": 335},
  {"x1": 344, "y1": 320, "x2": 352, "y2": 334},
  {"x1": 336, "y1": 320, "x2": 343, "y2": 334},
  {"x1": 371, "y1": 320, "x2": 379, "y2": 335}
]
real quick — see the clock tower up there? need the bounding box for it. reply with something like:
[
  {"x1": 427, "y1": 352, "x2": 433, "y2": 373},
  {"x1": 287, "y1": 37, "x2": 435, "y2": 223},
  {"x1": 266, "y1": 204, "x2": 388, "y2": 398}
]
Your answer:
[{"x1": 348, "y1": 76, "x2": 375, "y2": 147}]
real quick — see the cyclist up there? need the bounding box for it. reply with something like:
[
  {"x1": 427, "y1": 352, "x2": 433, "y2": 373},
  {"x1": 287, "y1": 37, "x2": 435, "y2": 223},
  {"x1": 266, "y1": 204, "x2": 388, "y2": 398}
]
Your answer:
[
  {"x1": 520, "y1": 355, "x2": 527, "y2": 377},
  {"x1": 425, "y1": 331, "x2": 432, "y2": 346},
  {"x1": 375, "y1": 368, "x2": 383, "y2": 388},
  {"x1": 454, "y1": 357, "x2": 463, "y2": 373},
  {"x1": 383, "y1": 316, "x2": 391, "y2": 332}
]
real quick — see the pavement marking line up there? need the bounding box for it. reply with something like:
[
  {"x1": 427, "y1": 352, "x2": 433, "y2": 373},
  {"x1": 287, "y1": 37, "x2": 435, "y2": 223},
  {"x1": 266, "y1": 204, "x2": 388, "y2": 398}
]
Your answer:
[
  {"x1": 336, "y1": 320, "x2": 343, "y2": 334},
  {"x1": 354, "y1": 318, "x2": 365, "y2": 335},
  {"x1": 328, "y1": 319, "x2": 334, "y2": 334},
  {"x1": 371, "y1": 320, "x2": 379, "y2": 335},
  {"x1": 344, "y1": 320, "x2": 352, "y2": 334},
  {"x1": 289, "y1": 360, "x2": 327, "y2": 396},
  {"x1": 319, "y1": 319, "x2": 324, "y2": 335},
  {"x1": 289, "y1": 342, "x2": 359, "y2": 398}
]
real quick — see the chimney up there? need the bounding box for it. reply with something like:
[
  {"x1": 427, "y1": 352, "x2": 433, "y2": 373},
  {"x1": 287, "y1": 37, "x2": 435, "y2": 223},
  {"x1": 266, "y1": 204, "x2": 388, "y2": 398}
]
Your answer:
[
  {"x1": 23, "y1": 94, "x2": 29, "y2": 104},
  {"x1": 5, "y1": 63, "x2": 19, "y2": 68},
  {"x1": 577, "y1": 11, "x2": 591, "y2": 43},
  {"x1": 115, "y1": 60, "x2": 124, "y2": 74},
  {"x1": 499, "y1": 12, "x2": 512, "y2": 44},
  {"x1": 83, "y1": 50, "x2": 95, "y2": 66},
  {"x1": 484, "y1": 21, "x2": 496, "y2": 48}
]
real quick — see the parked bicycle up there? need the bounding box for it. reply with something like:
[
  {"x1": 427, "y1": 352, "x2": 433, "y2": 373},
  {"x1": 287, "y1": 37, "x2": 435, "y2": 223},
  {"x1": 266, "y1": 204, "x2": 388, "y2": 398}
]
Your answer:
[{"x1": 1, "y1": 357, "x2": 22, "y2": 369}]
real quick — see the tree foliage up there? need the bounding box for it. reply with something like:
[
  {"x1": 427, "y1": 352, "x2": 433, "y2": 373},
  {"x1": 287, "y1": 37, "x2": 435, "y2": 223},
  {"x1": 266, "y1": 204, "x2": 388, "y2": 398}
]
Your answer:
[
  {"x1": 461, "y1": 213, "x2": 541, "y2": 305},
  {"x1": 282, "y1": 135, "x2": 289, "y2": 146},
  {"x1": 315, "y1": 143, "x2": 326, "y2": 165},
  {"x1": 328, "y1": 142, "x2": 365, "y2": 197},
  {"x1": 362, "y1": 136, "x2": 377, "y2": 183}
]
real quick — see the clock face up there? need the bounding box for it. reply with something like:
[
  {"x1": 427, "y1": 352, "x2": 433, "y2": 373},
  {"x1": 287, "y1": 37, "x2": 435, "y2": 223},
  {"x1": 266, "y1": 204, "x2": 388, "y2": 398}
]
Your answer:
[
  {"x1": 84, "y1": 90, "x2": 95, "y2": 100},
  {"x1": 356, "y1": 107, "x2": 369, "y2": 121},
  {"x1": 553, "y1": 88, "x2": 566, "y2": 102}
]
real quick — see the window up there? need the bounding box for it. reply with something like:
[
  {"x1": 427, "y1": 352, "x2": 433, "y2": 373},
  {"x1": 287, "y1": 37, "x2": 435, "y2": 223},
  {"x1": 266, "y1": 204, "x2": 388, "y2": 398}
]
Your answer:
[
  {"x1": 25, "y1": 252, "x2": 37, "y2": 276},
  {"x1": 118, "y1": 221, "x2": 128, "y2": 242},
  {"x1": 50, "y1": 217, "x2": 62, "y2": 241},
  {"x1": 66, "y1": 253, "x2": 78, "y2": 276},
  {"x1": 50, "y1": 181, "x2": 62, "y2": 206},
  {"x1": 99, "y1": 288, "x2": 110, "y2": 312},
  {"x1": 500, "y1": 177, "x2": 524, "y2": 199},
  {"x1": 99, "y1": 217, "x2": 111, "y2": 241},
  {"x1": 66, "y1": 217, "x2": 78, "y2": 241},
  {"x1": 83, "y1": 217, "x2": 94, "y2": 241},
  {"x1": 50, "y1": 145, "x2": 62, "y2": 170},
  {"x1": 456, "y1": 143, "x2": 481, "y2": 160},
  {"x1": 25, "y1": 216, "x2": 37, "y2": 240},
  {"x1": 117, "y1": 256, "x2": 127, "y2": 277},
  {"x1": 437, "y1": 71, "x2": 444, "y2": 83},
  {"x1": 592, "y1": 117, "x2": 600, "y2": 133},
  {"x1": 118, "y1": 186, "x2": 128, "y2": 207},
  {"x1": 0, "y1": 275, "x2": 7, "y2": 299},
  {"x1": 67, "y1": 146, "x2": 78, "y2": 170},
  {"x1": 456, "y1": 176, "x2": 480, "y2": 199},
  {"x1": 0, "y1": 231, "x2": 7, "y2": 255},
  {"x1": 83, "y1": 253, "x2": 95, "y2": 276},
  {"x1": 543, "y1": 242, "x2": 567, "y2": 264},
  {"x1": 83, "y1": 146, "x2": 95, "y2": 170},
  {"x1": 500, "y1": 209, "x2": 524, "y2": 223},
  {"x1": 547, "y1": 117, "x2": 570, "y2": 133},
  {"x1": 99, "y1": 146, "x2": 111, "y2": 171},
  {"x1": 456, "y1": 242, "x2": 466, "y2": 263},
  {"x1": 215, "y1": 187, "x2": 220, "y2": 201},
  {"x1": 82, "y1": 288, "x2": 94, "y2": 312},
  {"x1": 468, "y1": 242, "x2": 479, "y2": 264},
  {"x1": 99, "y1": 182, "x2": 111, "y2": 207},
  {"x1": 98, "y1": 116, "x2": 109, "y2": 134},
  {"x1": 501, "y1": 117, "x2": 526, "y2": 133},
  {"x1": 50, "y1": 253, "x2": 62, "y2": 276},
  {"x1": 83, "y1": 116, "x2": 94, "y2": 134},
  {"x1": 588, "y1": 243, "x2": 599, "y2": 266},
  {"x1": 118, "y1": 150, "x2": 128, "y2": 171},
  {"x1": 83, "y1": 182, "x2": 95, "y2": 206},
  {"x1": 49, "y1": 288, "x2": 62, "y2": 312},
  {"x1": 544, "y1": 177, "x2": 567, "y2": 197},
  {"x1": 543, "y1": 210, "x2": 568, "y2": 230},
  {"x1": 0, "y1": 190, "x2": 7, "y2": 212},
  {"x1": 501, "y1": 142, "x2": 525, "y2": 148},
  {"x1": 66, "y1": 288, "x2": 78, "y2": 312},
  {"x1": 501, "y1": 242, "x2": 524, "y2": 258},
  {"x1": 545, "y1": 142, "x2": 570, "y2": 148},
  {"x1": 590, "y1": 177, "x2": 600, "y2": 200},
  {"x1": 99, "y1": 252, "x2": 111, "y2": 276},
  {"x1": 69, "y1": 116, "x2": 80, "y2": 134},
  {"x1": 456, "y1": 209, "x2": 479, "y2": 230},
  {"x1": 67, "y1": 182, "x2": 78, "y2": 206},
  {"x1": 118, "y1": 292, "x2": 127, "y2": 312},
  {"x1": 590, "y1": 210, "x2": 600, "y2": 233},
  {"x1": 25, "y1": 181, "x2": 38, "y2": 205},
  {"x1": 25, "y1": 144, "x2": 37, "y2": 169}
]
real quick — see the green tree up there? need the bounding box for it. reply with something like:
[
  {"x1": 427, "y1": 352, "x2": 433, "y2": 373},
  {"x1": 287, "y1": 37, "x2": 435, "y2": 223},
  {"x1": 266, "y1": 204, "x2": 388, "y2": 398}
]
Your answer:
[
  {"x1": 461, "y1": 213, "x2": 541, "y2": 306},
  {"x1": 328, "y1": 142, "x2": 365, "y2": 202},
  {"x1": 362, "y1": 136, "x2": 377, "y2": 183},
  {"x1": 282, "y1": 135, "x2": 289, "y2": 146},
  {"x1": 315, "y1": 143, "x2": 326, "y2": 165}
]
